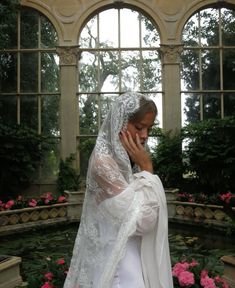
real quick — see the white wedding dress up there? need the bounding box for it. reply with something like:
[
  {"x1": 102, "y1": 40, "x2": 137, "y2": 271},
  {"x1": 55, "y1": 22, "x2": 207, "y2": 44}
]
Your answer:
[{"x1": 63, "y1": 92, "x2": 173, "y2": 288}]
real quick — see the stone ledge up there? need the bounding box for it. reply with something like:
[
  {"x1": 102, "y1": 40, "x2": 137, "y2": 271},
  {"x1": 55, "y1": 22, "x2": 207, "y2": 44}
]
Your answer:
[{"x1": 0, "y1": 256, "x2": 22, "y2": 288}]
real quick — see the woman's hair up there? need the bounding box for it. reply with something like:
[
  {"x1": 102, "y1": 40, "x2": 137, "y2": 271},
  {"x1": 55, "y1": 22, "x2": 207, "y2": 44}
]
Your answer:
[{"x1": 128, "y1": 97, "x2": 157, "y2": 123}]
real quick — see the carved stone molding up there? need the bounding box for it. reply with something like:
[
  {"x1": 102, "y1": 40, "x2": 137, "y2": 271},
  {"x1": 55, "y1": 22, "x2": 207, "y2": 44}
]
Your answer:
[
  {"x1": 56, "y1": 45, "x2": 81, "y2": 66},
  {"x1": 160, "y1": 44, "x2": 183, "y2": 64}
]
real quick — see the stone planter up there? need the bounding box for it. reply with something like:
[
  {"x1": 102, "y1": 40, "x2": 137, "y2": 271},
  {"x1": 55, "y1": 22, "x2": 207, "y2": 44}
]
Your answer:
[
  {"x1": 221, "y1": 255, "x2": 235, "y2": 288},
  {"x1": 167, "y1": 200, "x2": 235, "y2": 229},
  {"x1": 0, "y1": 191, "x2": 85, "y2": 236},
  {"x1": 0, "y1": 256, "x2": 22, "y2": 288}
]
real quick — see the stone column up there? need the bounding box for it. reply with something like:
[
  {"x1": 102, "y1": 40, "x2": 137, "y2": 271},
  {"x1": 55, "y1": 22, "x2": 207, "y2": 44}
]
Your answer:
[
  {"x1": 56, "y1": 46, "x2": 80, "y2": 161},
  {"x1": 160, "y1": 44, "x2": 183, "y2": 133}
]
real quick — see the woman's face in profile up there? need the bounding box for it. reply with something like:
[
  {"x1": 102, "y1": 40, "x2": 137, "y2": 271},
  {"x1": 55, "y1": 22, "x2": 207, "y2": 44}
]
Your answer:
[{"x1": 127, "y1": 111, "x2": 155, "y2": 146}]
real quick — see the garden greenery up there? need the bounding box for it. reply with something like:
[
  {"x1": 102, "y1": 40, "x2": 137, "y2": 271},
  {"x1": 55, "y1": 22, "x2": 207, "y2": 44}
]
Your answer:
[
  {"x1": 57, "y1": 154, "x2": 80, "y2": 194},
  {"x1": 152, "y1": 116, "x2": 235, "y2": 198},
  {"x1": 0, "y1": 123, "x2": 52, "y2": 199}
]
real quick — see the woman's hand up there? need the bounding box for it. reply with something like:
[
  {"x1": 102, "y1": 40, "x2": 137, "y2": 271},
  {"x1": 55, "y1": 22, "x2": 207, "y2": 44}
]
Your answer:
[{"x1": 120, "y1": 130, "x2": 153, "y2": 173}]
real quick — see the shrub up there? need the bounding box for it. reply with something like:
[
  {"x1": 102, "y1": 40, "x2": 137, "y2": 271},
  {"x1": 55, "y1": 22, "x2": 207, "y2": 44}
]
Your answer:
[
  {"x1": 183, "y1": 116, "x2": 235, "y2": 194},
  {"x1": 0, "y1": 124, "x2": 52, "y2": 198}
]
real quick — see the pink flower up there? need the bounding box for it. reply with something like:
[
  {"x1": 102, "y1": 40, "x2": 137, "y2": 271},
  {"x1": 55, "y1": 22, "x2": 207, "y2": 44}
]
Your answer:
[
  {"x1": 41, "y1": 282, "x2": 54, "y2": 288},
  {"x1": 200, "y1": 270, "x2": 209, "y2": 278},
  {"x1": 57, "y1": 195, "x2": 66, "y2": 203},
  {"x1": 189, "y1": 259, "x2": 199, "y2": 267},
  {"x1": 200, "y1": 276, "x2": 216, "y2": 288},
  {"x1": 56, "y1": 258, "x2": 65, "y2": 265},
  {"x1": 5, "y1": 200, "x2": 14, "y2": 209},
  {"x1": 219, "y1": 192, "x2": 233, "y2": 204},
  {"x1": 28, "y1": 199, "x2": 37, "y2": 207},
  {"x1": 178, "y1": 271, "x2": 195, "y2": 287},
  {"x1": 44, "y1": 272, "x2": 54, "y2": 281},
  {"x1": 172, "y1": 262, "x2": 189, "y2": 277},
  {"x1": 214, "y1": 275, "x2": 229, "y2": 288},
  {"x1": 40, "y1": 192, "x2": 54, "y2": 204}
]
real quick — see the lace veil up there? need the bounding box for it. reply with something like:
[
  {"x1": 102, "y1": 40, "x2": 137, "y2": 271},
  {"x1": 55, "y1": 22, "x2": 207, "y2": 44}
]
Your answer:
[{"x1": 63, "y1": 92, "x2": 173, "y2": 288}]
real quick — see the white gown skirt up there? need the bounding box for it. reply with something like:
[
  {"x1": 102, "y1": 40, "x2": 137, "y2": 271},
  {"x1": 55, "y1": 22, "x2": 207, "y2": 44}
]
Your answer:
[{"x1": 111, "y1": 236, "x2": 145, "y2": 288}]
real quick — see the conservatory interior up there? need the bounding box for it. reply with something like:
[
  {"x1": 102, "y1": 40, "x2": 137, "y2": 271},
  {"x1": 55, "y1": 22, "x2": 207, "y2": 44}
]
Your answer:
[{"x1": 0, "y1": 0, "x2": 235, "y2": 287}]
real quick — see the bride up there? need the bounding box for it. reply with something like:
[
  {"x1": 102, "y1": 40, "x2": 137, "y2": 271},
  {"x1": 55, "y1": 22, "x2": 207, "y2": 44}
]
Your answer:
[{"x1": 63, "y1": 92, "x2": 173, "y2": 288}]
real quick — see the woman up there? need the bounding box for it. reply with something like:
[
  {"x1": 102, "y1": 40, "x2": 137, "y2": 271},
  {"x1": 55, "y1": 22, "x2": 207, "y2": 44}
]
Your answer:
[{"x1": 63, "y1": 92, "x2": 173, "y2": 288}]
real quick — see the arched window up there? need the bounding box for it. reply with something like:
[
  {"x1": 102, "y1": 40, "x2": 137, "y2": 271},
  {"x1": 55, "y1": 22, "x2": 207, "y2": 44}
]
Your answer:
[
  {"x1": 0, "y1": 4, "x2": 60, "y2": 182},
  {"x1": 78, "y1": 7, "x2": 161, "y2": 175},
  {"x1": 181, "y1": 6, "x2": 235, "y2": 125}
]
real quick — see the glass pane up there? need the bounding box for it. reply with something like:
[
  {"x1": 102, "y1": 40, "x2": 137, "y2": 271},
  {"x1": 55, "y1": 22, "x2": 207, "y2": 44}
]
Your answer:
[
  {"x1": 182, "y1": 13, "x2": 199, "y2": 46},
  {"x1": 20, "y1": 95, "x2": 38, "y2": 129},
  {"x1": 200, "y1": 8, "x2": 219, "y2": 46},
  {"x1": 79, "y1": 94, "x2": 99, "y2": 135},
  {"x1": 142, "y1": 51, "x2": 161, "y2": 91},
  {"x1": 79, "y1": 16, "x2": 97, "y2": 48},
  {"x1": 202, "y1": 49, "x2": 220, "y2": 90},
  {"x1": 0, "y1": 52, "x2": 17, "y2": 93},
  {"x1": 223, "y1": 49, "x2": 235, "y2": 89},
  {"x1": 182, "y1": 93, "x2": 200, "y2": 125},
  {"x1": 224, "y1": 93, "x2": 235, "y2": 117},
  {"x1": 41, "y1": 52, "x2": 59, "y2": 92},
  {"x1": 78, "y1": 52, "x2": 98, "y2": 92},
  {"x1": 20, "y1": 9, "x2": 38, "y2": 49},
  {"x1": 222, "y1": 8, "x2": 235, "y2": 46},
  {"x1": 120, "y1": 9, "x2": 139, "y2": 47},
  {"x1": 0, "y1": 95, "x2": 17, "y2": 125},
  {"x1": 20, "y1": 52, "x2": 38, "y2": 92},
  {"x1": 0, "y1": 4, "x2": 17, "y2": 49},
  {"x1": 40, "y1": 138, "x2": 60, "y2": 180},
  {"x1": 99, "y1": 9, "x2": 118, "y2": 48},
  {"x1": 203, "y1": 93, "x2": 221, "y2": 120},
  {"x1": 78, "y1": 137, "x2": 96, "y2": 178},
  {"x1": 141, "y1": 16, "x2": 160, "y2": 47},
  {"x1": 121, "y1": 50, "x2": 141, "y2": 91},
  {"x1": 99, "y1": 51, "x2": 119, "y2": 92},
  {"x1": 181, "y1": 49, "x2": 200, "y2": 90},
  {"x1": 41, "y1": 95, "x2": 60, "y2": 136},
  {"x1": 41, "y1": 15, "x2": 58, "y2": 48}
]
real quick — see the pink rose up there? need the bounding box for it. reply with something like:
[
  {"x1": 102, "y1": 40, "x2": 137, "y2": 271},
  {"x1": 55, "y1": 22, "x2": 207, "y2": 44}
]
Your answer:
[
  {"x1": 178, "y1": 271, "x2": 195, "y2": 287},
  {"x1": 57, "y1": 195, "x2": 66, "y2": 203},
  {"x1": 41, "y1": 282, "x2": 54, "y2": 288},
  {"x1": 200, "y1": 276, "x2": 216, "y2": 288},
  {"x1": 28, "y1": 199, "x2": 37, "y2": 207},
  {"x1": 5, "y1": 200, "x2": 14, "y2": 209},
  {"x1": 44, "y1": 272, "x2": 54, "y2": 281},
  {"x1": 219, "y1": 192, "x2": 233, "y2": 204},
  {"x1": 56, "y1": 258, "x2": 65, "y2": 265},
  {"x1": 172, "y1": 262, "x2": 189, "y2": 277},
  {"x1": 189, "y1": 259, "x2": 199, "y2": 267},
  {"x1": 200, "y1": 270, "x2": 209, "y2": 278},
  {"x1": 214, "y1": 275, "x2": 229, "y2": 288}
]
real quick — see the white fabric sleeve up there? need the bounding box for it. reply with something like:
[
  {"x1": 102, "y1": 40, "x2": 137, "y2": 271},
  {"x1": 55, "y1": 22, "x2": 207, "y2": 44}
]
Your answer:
[
  {"x1": 134, "y1": 172, "x2": 159, "y2": 235},
  {"x1": 94, "y1": 157, "x2": 159, "y2": 235}
]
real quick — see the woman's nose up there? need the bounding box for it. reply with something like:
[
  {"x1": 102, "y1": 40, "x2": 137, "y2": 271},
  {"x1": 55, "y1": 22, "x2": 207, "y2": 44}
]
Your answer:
[{"x1": 140, "y1": 129, "x2": 148, "y2": 139}]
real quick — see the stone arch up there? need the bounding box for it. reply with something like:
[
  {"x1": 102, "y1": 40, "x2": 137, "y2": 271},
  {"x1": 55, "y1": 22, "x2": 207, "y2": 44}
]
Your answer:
[
  {"x1": 73, "y1": 0, "x2": 166, "y2": 45},
  {"x1": 175, "y1": 0, "x2": 235, "y2": 42},
  {"x1": 21, "y1": 0, "x2": 64, "y2": 44}
]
